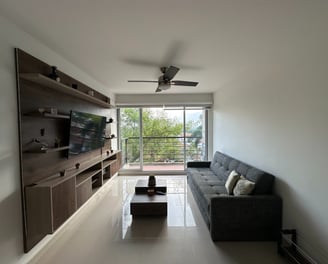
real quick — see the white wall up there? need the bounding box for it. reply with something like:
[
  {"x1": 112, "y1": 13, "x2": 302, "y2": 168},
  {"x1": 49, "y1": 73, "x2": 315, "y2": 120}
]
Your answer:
[
  {"x1": 115, "y1": 93, "x2": 213, "y2": 107},
  {"x1": 0, "y1": 15, "x2": 113, "y2": 263},
  {"x1": 212, "y1": 5, "x2": 328, "y2": 262}
]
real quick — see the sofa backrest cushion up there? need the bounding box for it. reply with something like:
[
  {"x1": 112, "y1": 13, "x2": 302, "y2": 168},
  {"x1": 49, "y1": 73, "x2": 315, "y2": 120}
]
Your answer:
[
  {"x1": 210, "y1": 151, "x2": 274, "y2": 194},
  {"x1": 210, "y1": 151, "x2": 231, "y2": 181}
]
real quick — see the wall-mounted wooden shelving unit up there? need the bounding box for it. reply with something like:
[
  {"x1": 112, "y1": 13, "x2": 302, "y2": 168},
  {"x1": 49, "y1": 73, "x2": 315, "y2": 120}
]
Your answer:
[
  {"x1": 16, "y1": 48, "x2": 121, "y2": 253},
  {"x1": 20, "y1": 73, "x2": 113, "y2": 109}
]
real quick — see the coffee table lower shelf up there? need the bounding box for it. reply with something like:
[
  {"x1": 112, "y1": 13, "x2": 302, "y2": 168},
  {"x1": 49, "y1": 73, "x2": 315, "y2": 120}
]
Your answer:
[{"x1": 130, "y1": 194, "x2": 167, "y2": 216}]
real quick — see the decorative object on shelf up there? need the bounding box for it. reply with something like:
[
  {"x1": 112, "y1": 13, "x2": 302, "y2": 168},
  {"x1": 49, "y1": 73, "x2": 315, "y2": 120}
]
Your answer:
[
  {"x1": 60, "y1": 170, "x2": 66, "y2": 177},
  {"x1": 111, "y1": 149, "x2": 114, "y2": 153},
  {"x1": 148, "y1": 175, "x2": 156, "y2": 187},
  {"x1": 75, "y1": 163, "x2": 80, "y2": 169},
  {"x1": 71, "y1": 83, "x2": 78, "y2": 89},
  {"x1": 48, "y1": 66, "x2": 60, "y2": 82},
  {"x1": 106, "y1": 117, "x2": 114, "y2": 123},
  {"x1": 26, "y1": 138, "x2": 49, "y2": 152},
  {"x1": 38, "y1": 107, "x2": 58, "y2": 115},
  {"x1": 106, "y1": 150, "x2": 110, "y2": 155},
  {"x1": 87, "y1": 90, "x2": 94, "y2": 96}
]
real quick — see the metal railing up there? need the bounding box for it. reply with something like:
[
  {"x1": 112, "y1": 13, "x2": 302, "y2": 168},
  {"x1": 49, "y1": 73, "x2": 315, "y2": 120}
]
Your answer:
[{"x1": 122, "y1": 136, "x2": 205, "y2": 167}]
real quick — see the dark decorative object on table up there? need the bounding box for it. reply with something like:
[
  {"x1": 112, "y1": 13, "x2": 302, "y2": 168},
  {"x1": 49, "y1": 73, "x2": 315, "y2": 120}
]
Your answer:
[
  {"x1": 48, "y1": 66, "x2": 60, "y2": 82},
  {"x1": 148, "y1": 175, "x2": 156, "y2": 187},
  {"x1": 147, "y1": 188, "x2": 155, "y2": 196},
  {"x1": 60, "y1": 170, "x2": 66, "y2": 177},
  {"x1": 75, "y1": 163, "x2": 80, "y2": 169}
]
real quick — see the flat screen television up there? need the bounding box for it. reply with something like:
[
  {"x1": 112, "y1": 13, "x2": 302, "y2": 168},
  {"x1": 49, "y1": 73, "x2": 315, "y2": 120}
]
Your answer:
[{"x1": 68, "y1": 111, "x2": 106, "y2": 157}]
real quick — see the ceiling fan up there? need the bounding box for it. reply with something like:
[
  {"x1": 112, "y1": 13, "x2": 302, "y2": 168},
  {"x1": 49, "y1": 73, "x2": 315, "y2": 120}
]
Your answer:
[{"x1": 128, "y1": 66, "x2": 198, "y2": 92}]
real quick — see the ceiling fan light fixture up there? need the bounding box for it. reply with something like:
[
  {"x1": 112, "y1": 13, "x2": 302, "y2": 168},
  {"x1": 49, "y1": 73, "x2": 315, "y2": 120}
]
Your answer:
[{"x1": 159, "y1": 82, "x2": 171, "y2": 90}]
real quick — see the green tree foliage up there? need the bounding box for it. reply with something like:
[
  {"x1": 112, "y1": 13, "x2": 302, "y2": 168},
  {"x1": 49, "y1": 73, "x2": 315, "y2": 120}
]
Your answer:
[
  {"x1": 120, "y1": 108, "x2": 203, "y2": 163},
  {"x1": 121, "y1": 108, "x2": 183, "y2": 162}
]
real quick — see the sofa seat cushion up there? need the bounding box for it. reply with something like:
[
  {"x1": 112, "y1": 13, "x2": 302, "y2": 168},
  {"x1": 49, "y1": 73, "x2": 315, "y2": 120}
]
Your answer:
[{"x1": 189, "y1": 174, "x2": 225, "y2": 189}]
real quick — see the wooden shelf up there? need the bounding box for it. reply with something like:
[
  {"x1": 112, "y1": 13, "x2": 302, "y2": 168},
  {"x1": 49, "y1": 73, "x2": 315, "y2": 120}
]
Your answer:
[
  {"x1": 103, "y1": 159, "x2": 116, "y2": 169},
  {"x1": 35, "y1": 173, "x2": 75, "y2": 188},
  {"x1": 101, "y1": 150, "x2": 118, "y2": 159},
  {"x1": 20, "y1": 73, "x2": 113, "y2": 109},
  {"x1": 24, "y1": 112, "x2": 70, "y2": 119},
  {"x1": 69, "y1": 156, "x2": 103, "y2": 178},
  {"x1": 76, "y1": 169, "x2": 102, "y2": 187},
  {"x1": 24, "y1": 145, "x2": 70, "y2": 153}
]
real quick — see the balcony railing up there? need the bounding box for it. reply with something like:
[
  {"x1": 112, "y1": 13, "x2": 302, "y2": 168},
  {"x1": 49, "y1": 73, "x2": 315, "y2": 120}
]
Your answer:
[{"x1": 121, "y1": 136, "x2": 205, "y2": 170}]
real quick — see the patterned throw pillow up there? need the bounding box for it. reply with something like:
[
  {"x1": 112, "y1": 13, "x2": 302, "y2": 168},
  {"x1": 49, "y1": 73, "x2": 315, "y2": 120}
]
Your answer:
[
  {"x1": 233, "y1": 176, "x2": 255, "y2": 195},
  {"x1": 225, "y1": 170, "x2": 240, "y2": 195}
]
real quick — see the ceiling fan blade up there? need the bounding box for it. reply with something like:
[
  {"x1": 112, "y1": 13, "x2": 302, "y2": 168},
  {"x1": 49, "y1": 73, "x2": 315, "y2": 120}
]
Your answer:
[
  {"x1": 171, "y1": 80, "x2": 198, "y2": 86},
  {"x1": 155, "y1": 86, "x2": 162, "y2": 93},
  {"x1": 163, "y1": 66, "x2": 180, "y2": 81},
  {"x1": 128, "y1": 80, "x2": 158, "y2": 83}
]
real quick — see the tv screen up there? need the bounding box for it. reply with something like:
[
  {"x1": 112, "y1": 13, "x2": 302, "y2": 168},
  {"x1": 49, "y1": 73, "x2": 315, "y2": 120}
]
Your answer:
[{"x1": 68, "y1": 111, "x2": 106, "y2": 157}]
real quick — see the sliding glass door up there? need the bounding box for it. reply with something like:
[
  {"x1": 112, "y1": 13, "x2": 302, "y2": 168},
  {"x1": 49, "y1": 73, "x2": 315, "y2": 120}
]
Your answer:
[
  {"x1": 142, "y1": 107, "x2": 184, "y2": 171},
  {"x1": 119, "y1": 106, "x2": 207, "y2": 172},
  {"x1": 119, "y1": 108, "x2": 141, "y2": 170}
]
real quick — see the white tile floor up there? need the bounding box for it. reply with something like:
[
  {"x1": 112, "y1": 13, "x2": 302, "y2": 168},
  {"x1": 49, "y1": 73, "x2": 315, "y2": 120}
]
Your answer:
[{"x1": 29, "y1": 176, "x2": 287, "y2": 264}]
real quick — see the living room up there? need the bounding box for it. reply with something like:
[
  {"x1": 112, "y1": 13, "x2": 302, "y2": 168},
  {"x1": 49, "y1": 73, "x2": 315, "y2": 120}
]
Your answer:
[{"x1": 0, "y1": 1, "x2": 327, "y2": 264}]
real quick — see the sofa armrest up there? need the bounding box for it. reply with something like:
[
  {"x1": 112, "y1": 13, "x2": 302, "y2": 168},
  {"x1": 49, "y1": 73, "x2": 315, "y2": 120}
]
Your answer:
[
  {"x1": 209, "y1": 195, "x2": 282, "y2": 241},
  {"x1": 187, "y1": 161, "x2": 211, "y2": 168}
]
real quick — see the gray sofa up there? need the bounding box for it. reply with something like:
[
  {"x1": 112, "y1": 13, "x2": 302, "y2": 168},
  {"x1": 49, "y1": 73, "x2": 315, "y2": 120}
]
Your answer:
[{"x1": 187, "y1": 151, "x2": 282, "y2": 241}]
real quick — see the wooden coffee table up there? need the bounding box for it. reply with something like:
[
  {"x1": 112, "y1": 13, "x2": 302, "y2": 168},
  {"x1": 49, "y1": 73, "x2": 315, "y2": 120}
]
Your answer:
[{"x1": 130, "y1": 179, "x2": 167, "y2": 216}]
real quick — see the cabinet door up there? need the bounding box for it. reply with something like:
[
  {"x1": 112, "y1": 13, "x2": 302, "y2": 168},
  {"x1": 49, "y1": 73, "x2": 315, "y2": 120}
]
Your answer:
[
  {"x1": 52, "y1": 177, "x2": 76, "y2": 230},
  {"x1": 110, "y1": 160, "x2": 118, "y2": 176},
  {"x1": 25, "y1": 186, "x2": 53, "y2": 250},
  {"x1": 76, "y1": 178, "x2": 92, "y2": 208},
  {"x1": 25, "y1": 176, "x2": 76, "y2": 250}
]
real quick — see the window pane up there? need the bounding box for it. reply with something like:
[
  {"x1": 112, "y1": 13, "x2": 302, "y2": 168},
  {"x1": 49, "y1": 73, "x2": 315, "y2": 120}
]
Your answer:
[
  {"x1": 142, "y1": 107, "x2": 184, "y2": 171},
  {"x1": 119, "y1": 108, "x2": 141, "y2": 170},
  {"x1": 185, "y1": 108, "x2": 206, "y2": 162}
]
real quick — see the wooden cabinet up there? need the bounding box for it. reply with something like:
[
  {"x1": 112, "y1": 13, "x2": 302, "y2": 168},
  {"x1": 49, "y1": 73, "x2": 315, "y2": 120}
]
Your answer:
[
  {"x1": 16, "y1": 49, "x2": 121, "y2": 252},
  {"x1": 24, "y1": 150, "x2": 122, "y2": 250},
  {"x1": 25, "y1": 176, "x2": 76, "y2": 249}
]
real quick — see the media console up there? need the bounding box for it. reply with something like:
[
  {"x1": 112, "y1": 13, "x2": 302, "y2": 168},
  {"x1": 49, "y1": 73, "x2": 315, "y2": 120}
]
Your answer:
[{"x1": 15, "y1": 49, "x2": 121, "y2": 252}]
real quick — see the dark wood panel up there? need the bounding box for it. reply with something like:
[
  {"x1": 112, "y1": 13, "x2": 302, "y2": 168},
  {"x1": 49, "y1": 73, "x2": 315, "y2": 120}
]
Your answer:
[
  {"x1": 76, "y1": 178, "x2": 92, "y2": 208},
  {"x1": 52, "y1": 177, "x2": 76, "y2": 230},
  {"x1": 25, "y1": 186, "x2": 52, "y2": 251},
  {"x1": 17, "y1": 49, "x2": 110, "y2": 104}
]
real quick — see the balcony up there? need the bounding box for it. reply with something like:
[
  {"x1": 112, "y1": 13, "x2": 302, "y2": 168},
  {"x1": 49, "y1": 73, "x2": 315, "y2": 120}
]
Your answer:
[{"x1": 121, "y1": 136, "x2": 205, "y2": 171}]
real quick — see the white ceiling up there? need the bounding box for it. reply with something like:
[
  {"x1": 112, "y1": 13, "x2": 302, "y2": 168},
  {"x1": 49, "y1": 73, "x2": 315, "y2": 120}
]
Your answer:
[{"x1": 0, "y1": 0, "x2": 319, "y2": 94}]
